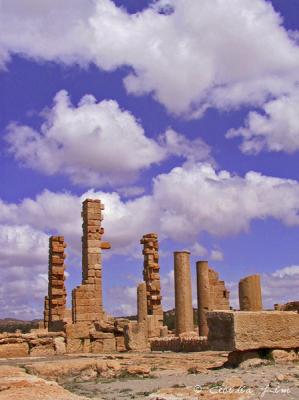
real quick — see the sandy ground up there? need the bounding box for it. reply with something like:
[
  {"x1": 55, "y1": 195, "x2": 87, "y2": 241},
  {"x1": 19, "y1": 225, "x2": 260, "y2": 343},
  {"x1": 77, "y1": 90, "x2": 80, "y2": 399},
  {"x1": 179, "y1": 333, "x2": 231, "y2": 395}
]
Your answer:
[
  {"x1": 0, "y1": 351, "x2": 298, "y2": 400},
  {"x1": 66, "y1": 362, "x2": 299, "y2": 400}
]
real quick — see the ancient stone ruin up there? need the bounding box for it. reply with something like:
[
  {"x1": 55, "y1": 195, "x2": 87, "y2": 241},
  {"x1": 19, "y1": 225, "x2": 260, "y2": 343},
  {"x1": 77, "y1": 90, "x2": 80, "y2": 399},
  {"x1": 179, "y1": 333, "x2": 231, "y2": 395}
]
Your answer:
[
  {"x1": 141, "y1": 233, "x2": 163, "y2": 321},
  {"x1": 274, "y1": 301, "x2": 299, "y2": 312},
  {"x1": 1, "y1": 196, "x2": 299, "y2": 362},
  {"x1": 44, "y1": 236, "x2": 68, "y2": 331},
  {"x1": 72, "y1": 199, "x2": 110, "y2": 324},
  {"x1": 196, "y1": 260, "x2": 230, "y2": 336},
  {"x1": 174, "y1": 251, "x2": 194, "y2": 335},
  {"x1": 239, "y1": 274, "x2": 263, "y2": 311}
]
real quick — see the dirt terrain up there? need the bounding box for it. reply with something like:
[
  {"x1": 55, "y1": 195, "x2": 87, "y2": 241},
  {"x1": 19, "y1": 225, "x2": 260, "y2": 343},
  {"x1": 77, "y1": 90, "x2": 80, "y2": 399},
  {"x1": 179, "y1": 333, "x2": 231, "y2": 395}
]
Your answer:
[{"x1": 0, "y1": 351, "x2": 298, "y2": 400}]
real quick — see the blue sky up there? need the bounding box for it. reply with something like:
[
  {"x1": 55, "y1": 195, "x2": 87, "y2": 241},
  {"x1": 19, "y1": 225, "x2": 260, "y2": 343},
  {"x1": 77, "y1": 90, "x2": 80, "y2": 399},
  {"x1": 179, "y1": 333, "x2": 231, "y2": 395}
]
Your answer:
[{"x1": 0, "y1": 0, "x2": 299, "y2": 319}]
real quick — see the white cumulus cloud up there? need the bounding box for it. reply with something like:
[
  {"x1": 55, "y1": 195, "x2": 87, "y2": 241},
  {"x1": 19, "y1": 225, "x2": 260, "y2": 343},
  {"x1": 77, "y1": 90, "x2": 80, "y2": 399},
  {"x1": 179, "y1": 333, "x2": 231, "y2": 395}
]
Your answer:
[
  {"x1": 0, "y1": 0, "x2": 298, "y2": 116},
  {"x1": 5, "y1": 90, "x2": 211, "y2": 187},
  {"x1": 227, "y1": 91, "x2": 299, "y2": 154}
]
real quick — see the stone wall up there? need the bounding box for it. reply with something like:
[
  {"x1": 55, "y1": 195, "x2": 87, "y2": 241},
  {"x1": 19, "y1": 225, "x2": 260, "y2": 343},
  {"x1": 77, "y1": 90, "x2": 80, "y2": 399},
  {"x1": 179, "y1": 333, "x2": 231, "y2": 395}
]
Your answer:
[
  {"x1": 274, "y1": 301, "x2": 299, "y2": 312},
  {"x1": 0, "y1": 331, "x2": 66, "y2": 358},
  {"x1": 208, "y1": 268, "x2": 230, "y2": 309},
  {"x1": 196, "y1": 261, "x2": 230, "y2": 336},
  {"x1": 150, "y1": 334, "x2": 208, "y2": 352}
]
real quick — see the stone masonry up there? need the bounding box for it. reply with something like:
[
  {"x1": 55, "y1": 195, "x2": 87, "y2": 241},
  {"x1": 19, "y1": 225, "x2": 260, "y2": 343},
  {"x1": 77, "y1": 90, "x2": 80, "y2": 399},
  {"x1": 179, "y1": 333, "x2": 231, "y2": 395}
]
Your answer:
[
  {"x1": 196, "y1": 261, "x2": 230, "y2": 336},
  {"x1": 207, "y1": 310, "x2": 299, "y2": 351},
  {"x1": 45, "y1": 236, "x2": 67, "y2": 331},
  {"x1": 274, "y1": 301, "x2": 299, "y2": 312},
  {"x1": 141, "y1": 233, "x2": 163, "y2": 318},
  {"x1": 239, "y1": 274, "x2": 263, "y2": 311},
  {"x1": 72, "y1": 199, "x2": 111, "y2": 324}
]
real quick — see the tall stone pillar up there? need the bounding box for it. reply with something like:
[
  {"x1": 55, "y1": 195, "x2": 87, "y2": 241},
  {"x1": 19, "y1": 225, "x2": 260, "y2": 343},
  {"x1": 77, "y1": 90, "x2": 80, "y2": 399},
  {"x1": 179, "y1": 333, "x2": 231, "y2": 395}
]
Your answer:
[
  {"x1": 141, "y1": 233, "x2": 163, "y2": 319},
  {"x1": 239, "y1": 274, "x2": 263, "y2": 311},
  {"x1": 137, "y1": 282, "x2": 147, "y2": 323},
  {"x1": 196, "y1": 260, "x2": 210, "y2": 337},
  {"x1": 174, "y1": 251, "x2": 194, "y2": 335},
  {"x1": 47, "y1": 236, "x2": 67, "y2": 331},
  {"x1": 72, "y1": 199, "x2": 111, "y2": 324}
]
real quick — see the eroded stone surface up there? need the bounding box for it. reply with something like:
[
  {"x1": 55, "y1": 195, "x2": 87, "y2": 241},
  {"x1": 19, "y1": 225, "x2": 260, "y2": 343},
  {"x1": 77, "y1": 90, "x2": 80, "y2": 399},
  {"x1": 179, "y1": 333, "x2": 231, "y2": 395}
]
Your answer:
[
  {"x1": 207, "y1": 311, "x2": 299, "y2": 351},
  {"x1": 0, "y1": 365, "x2": 89, "y2": 400}
]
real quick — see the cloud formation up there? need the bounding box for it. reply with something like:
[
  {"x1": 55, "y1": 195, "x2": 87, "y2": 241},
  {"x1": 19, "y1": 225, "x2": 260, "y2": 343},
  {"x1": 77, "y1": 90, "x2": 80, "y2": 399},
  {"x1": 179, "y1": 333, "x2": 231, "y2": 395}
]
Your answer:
[
  {"x1": 1, "y1": 0, "x2": 298, "y2": 116},
  {"x1": 227, "y1": 91, "x2": 299, "y2": 154},
  {"x1": 5, "y1": 91, "x2": 211, "y2": 187}
]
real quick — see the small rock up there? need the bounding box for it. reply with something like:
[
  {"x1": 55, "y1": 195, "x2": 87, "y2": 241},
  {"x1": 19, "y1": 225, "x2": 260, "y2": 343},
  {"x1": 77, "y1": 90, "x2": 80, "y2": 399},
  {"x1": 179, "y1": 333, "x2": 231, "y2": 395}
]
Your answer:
[
  {"x1": 271, "y1": 349, "x2": 298, "y2": 363},
  {"x1": 126, "y1": 365, "x2": 150, "y2": 375},
  {"x1": 276, "y1": 374, "x2": 286, "y2": 382},
  {"x1": 223, "y1": 376, "x2": 244, "y2": 388},
  {"x1": 239, "y1": 358, "x2": 269, "y2": 369}
]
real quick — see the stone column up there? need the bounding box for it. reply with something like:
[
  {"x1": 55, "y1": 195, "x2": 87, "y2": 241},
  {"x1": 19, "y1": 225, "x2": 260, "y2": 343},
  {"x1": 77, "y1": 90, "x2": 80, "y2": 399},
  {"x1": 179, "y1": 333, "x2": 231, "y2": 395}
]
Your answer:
[
  {"x1": 174, "y1": 251, "x2": 194, "y2": 335},
  {"x1": 137, "y1": 282, "x2": 147, "y2": 323},
  {"x1": 72, "y1": 199, "x2": 111, "y2": 324},
  {"x1": 239, "y1": 274, "x2": 263, "y2": 311},
  {"x1": 196, "y1": 260, "x2": 210, "y2": 336},
  {"x1": 141, "y1": 233, "x2": 163, "y2": 318},
  {"x1": 47, "y1": 236, "x2": 67, "y2": 331}
]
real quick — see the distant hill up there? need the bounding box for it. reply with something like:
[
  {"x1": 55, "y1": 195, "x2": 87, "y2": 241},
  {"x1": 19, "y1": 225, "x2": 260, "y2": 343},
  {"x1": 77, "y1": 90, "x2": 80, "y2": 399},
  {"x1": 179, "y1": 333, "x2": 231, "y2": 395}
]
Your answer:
[
  {"x1": 0, "y1": 318, "x2": 41, "y2": 333},
  {"x1": 0, "y1": 308, "x2": 199, "y2": 333}
]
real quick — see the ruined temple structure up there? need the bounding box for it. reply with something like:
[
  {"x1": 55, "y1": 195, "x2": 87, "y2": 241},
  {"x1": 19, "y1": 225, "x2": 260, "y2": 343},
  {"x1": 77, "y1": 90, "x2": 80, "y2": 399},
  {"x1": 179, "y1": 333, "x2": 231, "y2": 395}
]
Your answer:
[
  {"x1": 128, "y1": 233, "x2": 167, "y2": 348},
  {"x1": 40, "y1": 197, "x2": 293, "y2": 359},
  {"x1": 239, "y1": 274, "x2": 263, "y2": 311},
  {"x1": 141, "y1": 233, "x2": 164, "y2": 324},
  {"x1": 274, "y1": 301, "x2": 299, "y2": 312},
  {"x1": 196, "y1": 261, "x2": 230, "y2": 336},
  {"x1": 44, "y1": 236, "x2": 68, "y2": 331},
  {"x1": 72, "y1": 199, "x2": 111, "y2": 324}
]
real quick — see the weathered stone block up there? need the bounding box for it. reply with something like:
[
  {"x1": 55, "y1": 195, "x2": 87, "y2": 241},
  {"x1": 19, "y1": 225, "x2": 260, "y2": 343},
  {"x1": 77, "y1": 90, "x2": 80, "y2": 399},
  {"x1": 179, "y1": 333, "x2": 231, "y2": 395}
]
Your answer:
[
  {"x1": 66, "y1": 338, "x2": 83, "y2": 353},
  {"x1": 124, "y1": 321, "x2": 149, "y2": 351},
  {"x1": 0, "y1": 342, "x2": 29, "y2": 358},
  {"x1": 116, "y1": 336, "x2": 126, "y2": 352},
  {"x1": 66, "y1": 323, "x2": 90, "y2": 339},
  {"x1": 30, "y1": 345, "x2": 56, "y2": 357},
  {"x1": 54, "y1": 337, "x2": 66, "y2": 355},
  {"x1": 207, "y1": 311, "x2": 299, "y2": 351},
  {"x1": 102, "y1": 338, "x2": 116, "y2": 352}
]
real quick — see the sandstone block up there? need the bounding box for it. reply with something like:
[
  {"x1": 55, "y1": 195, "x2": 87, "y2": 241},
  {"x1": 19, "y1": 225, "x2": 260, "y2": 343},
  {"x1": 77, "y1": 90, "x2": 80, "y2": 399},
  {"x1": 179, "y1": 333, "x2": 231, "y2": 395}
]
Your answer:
[
  {"x1": 102, "y1": 338, "x2": 116, "y2": 352},
  {"x1": 30, "y1": 344, "x2": 56, "y2": 357},
  {"x1": 124, "y1": 321, "x2": 149, "y2": 351},
  {"x1": 66, "y1": 323, "x2": 90, "y2": 339},
  {"x1": 116, "y1": 336, "x2": 126, "y2": 352},
  {"x1": 208, "y1": 311, "x2": 299, "y2": 351},
  {"x1": 270, "y1": 349, "x2": 298, "y2": 363},
  {"x1": 66, "y1": 338, "x2": 84, "y2": 353},
  {"x1": 54, "y1": 337, "x2": 66, "y2": 355},
  {"x1": 0, "y1": 342, "x2": 29, "y2": 358}
]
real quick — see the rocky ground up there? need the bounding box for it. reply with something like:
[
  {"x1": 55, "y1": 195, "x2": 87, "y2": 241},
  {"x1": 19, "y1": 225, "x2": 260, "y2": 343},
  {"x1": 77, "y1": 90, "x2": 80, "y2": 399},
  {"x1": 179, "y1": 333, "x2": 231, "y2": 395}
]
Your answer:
[{"x1": 0, "y1": 351, "x2": 298, "y2": 400}]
